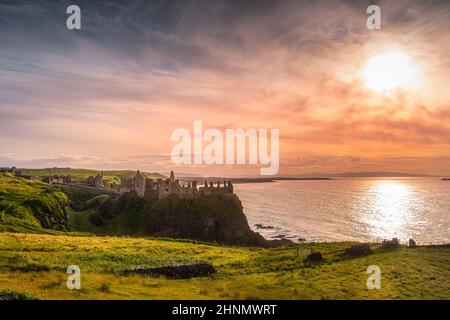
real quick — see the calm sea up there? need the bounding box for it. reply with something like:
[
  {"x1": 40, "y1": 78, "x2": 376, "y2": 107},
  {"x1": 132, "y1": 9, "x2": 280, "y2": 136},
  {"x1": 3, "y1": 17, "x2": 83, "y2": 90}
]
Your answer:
[{"x1": 234, "y1": 178, "x2": 450, "y2": 244}]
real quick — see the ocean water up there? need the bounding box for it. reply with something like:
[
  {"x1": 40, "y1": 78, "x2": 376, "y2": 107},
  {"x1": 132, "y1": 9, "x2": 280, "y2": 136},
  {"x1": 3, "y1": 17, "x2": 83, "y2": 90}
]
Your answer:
[{"x1": 234, "y1": 178, "x2": 450, "y2": 244}]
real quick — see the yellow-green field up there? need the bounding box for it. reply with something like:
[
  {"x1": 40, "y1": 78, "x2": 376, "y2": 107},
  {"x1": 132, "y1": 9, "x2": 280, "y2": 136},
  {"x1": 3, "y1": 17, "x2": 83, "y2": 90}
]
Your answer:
[
  {"x1": 19, "y1": 168, "x2": 165, "y2": 180},
  {"x1": 0, "y1": 232, "x2": 448, "y2": 300},
  {"x1": 16, "y1": 169, "x2": 166, "y2": 191}
]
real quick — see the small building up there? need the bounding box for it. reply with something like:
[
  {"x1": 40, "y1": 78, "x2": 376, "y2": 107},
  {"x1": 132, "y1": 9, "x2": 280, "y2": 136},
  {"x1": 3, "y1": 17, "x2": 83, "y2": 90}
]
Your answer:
[
  {"x1": 12, "y1": 167, "x2": 22, "y2": 177},
  {"x1": 43, "y1": 175, "x2": 72, "y2": 184}
]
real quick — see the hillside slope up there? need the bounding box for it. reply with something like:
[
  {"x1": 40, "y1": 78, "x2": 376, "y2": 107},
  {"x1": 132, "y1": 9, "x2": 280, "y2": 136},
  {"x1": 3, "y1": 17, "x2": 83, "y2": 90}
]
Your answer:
[
  {"x1": 0, "y1": 173, "x2": 265, "y2": 246},
  {"x1": 0, "y1": 174, "x2": 70, "y2": 233},
  {"x1": 71, "y1": 191, "x2": 266, "y2": 246}
]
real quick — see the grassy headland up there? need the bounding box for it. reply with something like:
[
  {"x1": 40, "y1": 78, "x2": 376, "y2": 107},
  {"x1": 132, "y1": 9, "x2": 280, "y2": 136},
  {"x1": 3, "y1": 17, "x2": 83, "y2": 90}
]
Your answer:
[
  {"x1": 0, "y1": 174, "x2": 70, "y2": 233},
  {"x1": 0, "y1": 173, "x2": 449, "y2": 300}
]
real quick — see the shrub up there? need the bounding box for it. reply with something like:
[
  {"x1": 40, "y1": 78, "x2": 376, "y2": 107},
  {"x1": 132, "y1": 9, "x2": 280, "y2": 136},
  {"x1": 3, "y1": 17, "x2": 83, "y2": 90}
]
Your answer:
[
  {"x1": 89, "y1": 213, "x2": 104, "y2": 227},
  {"x1": 344, "y1": 244, "x2": 373, "y2": 257},
  {"x1": 382, "y1": 238, "x2": 400, "y2": 250},
  {"x1": 84, "y1": 194, "x2": 110, "y2": 210},
  {"x1": 125, "y1": 261, "x2": 216, "y2": 279},
  {"x1": 304, "y1": 252, "x2": 324, "y2": 264},
  {"x1": 0, "y1": 289, "x2": 38, "y2": 300},
  {"x1": 99, "y1": 282, "x2": 111, "y2": 293},
  {"x1": 98, "y1": 198, "x2": 114, "y2": 219}
]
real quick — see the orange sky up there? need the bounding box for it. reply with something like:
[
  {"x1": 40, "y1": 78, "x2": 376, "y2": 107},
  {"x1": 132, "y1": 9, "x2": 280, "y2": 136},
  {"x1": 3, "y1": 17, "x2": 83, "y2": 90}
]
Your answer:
[{"x1": 1, "y1": 0, "x2": 449, "y2": 176}]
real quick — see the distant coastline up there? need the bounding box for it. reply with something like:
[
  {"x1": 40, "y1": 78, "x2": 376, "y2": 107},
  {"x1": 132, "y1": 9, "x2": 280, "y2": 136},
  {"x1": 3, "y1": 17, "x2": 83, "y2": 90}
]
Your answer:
[
  {"x1": 228, "y1": 177, "x2": 333, "y2": 184},
  {"x1": 179, "y1": 171, "x2": 435, "y2": 184}
]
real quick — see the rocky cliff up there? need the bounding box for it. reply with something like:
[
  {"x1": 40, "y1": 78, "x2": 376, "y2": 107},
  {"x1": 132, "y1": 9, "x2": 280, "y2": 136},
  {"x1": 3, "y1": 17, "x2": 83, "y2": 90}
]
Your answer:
[{"x1": 75, "y1": 191, "x2": 267, "y2": 246}]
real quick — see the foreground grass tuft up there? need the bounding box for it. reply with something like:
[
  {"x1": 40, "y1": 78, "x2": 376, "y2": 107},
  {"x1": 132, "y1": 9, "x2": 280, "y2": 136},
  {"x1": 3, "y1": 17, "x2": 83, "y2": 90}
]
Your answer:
[{"x1": 0, "y1": 288, "x2": 39, "y2": 300}]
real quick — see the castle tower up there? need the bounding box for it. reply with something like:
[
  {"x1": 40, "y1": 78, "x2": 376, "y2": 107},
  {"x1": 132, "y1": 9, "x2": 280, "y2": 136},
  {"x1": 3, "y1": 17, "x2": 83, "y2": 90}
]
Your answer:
[
  {"x1": 133, "y1": 170, "x2": 146, "y2": 197},
  {"x1": 170, "y1": 171, "x2": 175, "y2": 182},
  {"x1": 228, "y1": 181, "x2": 233, "y2": 193}
]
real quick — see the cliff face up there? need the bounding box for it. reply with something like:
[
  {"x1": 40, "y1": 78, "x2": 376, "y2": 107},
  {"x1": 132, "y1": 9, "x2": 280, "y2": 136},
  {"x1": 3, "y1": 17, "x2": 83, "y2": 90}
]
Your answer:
[
  {"x1": 21, "y1": 192, "x2": 70, "y2": 231},
  {"x1": 79, "y1": 191, "x2": 266, "y2": 246},
  {"x1": 147, "y1": 194, "x2": 266, "y2": 246},
  {"x1": 1, "y1": 174, "x2": 266, "y2": 246}
]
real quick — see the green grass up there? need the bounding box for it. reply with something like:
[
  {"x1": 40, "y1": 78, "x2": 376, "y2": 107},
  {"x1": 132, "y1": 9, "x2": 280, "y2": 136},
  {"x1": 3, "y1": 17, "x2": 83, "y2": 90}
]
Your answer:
[
  {"x1": 20, "y1": 168, "x2": 165, "y2": 179},
  {"x1": 0, "y1": 288, "x2": 39, "y2": 300},
  {"x1": 2, "y1": 172, "x2": 449, "y2": 300},
  {"x1": 0, "y1": 174, "x2": 70, "y2": 232},
  {"x1": 70, "y1": 208, "x2": 149, "y2": 237},
  {"x1": 19, "y1": 169, "x2": 166, "y2": 189},
  {"x1": 0, "y1": 232, "x2": 448, "y2": 300},
  {"x1": 85, "y1": 194, "x2": 110, "y2": 209}
]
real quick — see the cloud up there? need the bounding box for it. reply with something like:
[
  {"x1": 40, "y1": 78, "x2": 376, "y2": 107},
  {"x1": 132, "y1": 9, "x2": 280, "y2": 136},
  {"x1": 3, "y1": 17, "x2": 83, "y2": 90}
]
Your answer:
[{"x1": 0, "y1": 0, "x2": 449, "y2": 174}]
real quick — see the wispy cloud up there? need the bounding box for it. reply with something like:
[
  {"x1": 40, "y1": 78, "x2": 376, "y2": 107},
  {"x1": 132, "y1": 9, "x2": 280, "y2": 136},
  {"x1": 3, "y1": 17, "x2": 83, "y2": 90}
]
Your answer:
[{"x1": 1, "y1": 0, "x2": 449, "y2": 175}]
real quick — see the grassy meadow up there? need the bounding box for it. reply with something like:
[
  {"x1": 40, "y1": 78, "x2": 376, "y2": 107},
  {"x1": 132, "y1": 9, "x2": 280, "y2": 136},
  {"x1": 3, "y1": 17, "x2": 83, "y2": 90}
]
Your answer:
[
  {"x1": 19, "y1": 169, "x2": 166, "y2": 190},
  {"x1": 0, "y1": 232, "x2": 448, "y2": 300},
  {"x1": 0, "y1": 173, "x2": 449, "y2": 300},
  {"x1": 20, "y1": 168, "x2": 166, "y2": 180}
]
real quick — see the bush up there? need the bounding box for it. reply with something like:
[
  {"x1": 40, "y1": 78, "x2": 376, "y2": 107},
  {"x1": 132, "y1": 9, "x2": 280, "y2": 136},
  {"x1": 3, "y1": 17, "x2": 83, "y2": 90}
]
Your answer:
[
  {"x1": 98, "y1": 198, "x2": 114, "y2": 219},
  {"x1": 0, "y1": 289, "x2": 38, "y2": 300},
  {"x1": 304, "y1": 252, "x2": 324, "y2": 264},
  {"x1": 89, "y1": 213, "x2": 104, "y2": 227},
  {"x1": 344, "y1": 244, "x2": 373, "y2": 257},
  {"x1": 84, "y1": 194, "x2": 110, "y2": 210},
  {"x1": 125, "y1": 261, "x2": 216, "y2": 279},
  {"x1": 99, "y1": 282, "x2": 111, "y2": 293},
  {"x1": 382, "y1": 238, "x2": 400, "y2": 250}
]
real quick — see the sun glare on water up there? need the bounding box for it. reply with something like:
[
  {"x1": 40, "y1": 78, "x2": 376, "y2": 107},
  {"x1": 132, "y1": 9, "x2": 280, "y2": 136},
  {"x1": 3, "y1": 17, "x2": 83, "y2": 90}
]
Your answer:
[
  {"x1": 362, "y1": 181, "x2": 416, "y2": 241},
  {"x1": 363, "y1": 51, "x2": 419, "y2": 92}
]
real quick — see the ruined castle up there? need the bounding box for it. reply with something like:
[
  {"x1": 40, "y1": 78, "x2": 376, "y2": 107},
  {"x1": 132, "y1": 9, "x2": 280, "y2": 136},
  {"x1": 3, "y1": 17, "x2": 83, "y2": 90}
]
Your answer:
[
  {"x1": 119, "y1": 171, "x2": 233, "y2": 199},
  {"x1": 86, "y1": 173, "x2": 104, "y2": 188}
]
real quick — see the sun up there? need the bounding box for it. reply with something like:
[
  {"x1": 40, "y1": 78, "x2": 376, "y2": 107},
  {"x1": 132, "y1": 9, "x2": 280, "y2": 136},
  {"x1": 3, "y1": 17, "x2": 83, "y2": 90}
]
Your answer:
[{"x1": 362, "y1": 50, "x2": 418, "y2": 92}]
